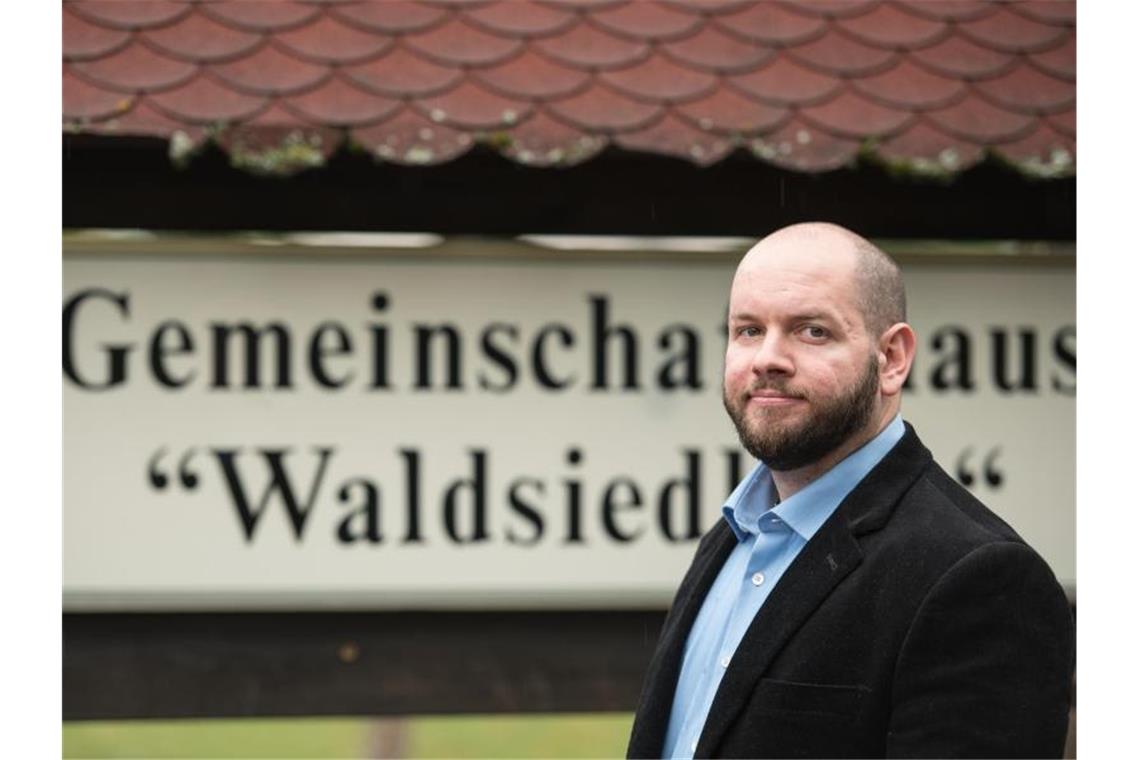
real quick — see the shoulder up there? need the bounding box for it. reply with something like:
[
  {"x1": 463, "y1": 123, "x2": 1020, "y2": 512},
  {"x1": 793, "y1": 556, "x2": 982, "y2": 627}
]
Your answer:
[
  {"x1": 898, "y1": 458, "x2": 1024, "y2": 548},
  {"x1": 858, "y1": 438, "x2": 1068, "y2": 620},
  {"x1": 868, "y1": 422, "x2": 1033, "y2": 569}
]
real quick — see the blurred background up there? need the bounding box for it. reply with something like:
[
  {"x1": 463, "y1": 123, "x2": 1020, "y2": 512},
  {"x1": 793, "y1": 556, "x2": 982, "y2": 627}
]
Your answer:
[{"x1": 63, "y1": 1, "x2": 1076, "y2": 757}]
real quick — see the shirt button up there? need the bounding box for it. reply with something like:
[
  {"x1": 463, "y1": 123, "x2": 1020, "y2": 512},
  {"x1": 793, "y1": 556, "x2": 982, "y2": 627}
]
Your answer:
[
  {"x1": 752, "y1": 571, "x2": 765, "y2": 586},
  {"x1": 720, "y1": 655, "x2": 731, "y2": 668}
]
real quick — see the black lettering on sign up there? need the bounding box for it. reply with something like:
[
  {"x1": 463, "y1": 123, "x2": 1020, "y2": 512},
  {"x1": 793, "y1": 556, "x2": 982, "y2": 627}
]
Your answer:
[
  {"x1": 209, "y1": 322, "x2": 293, "y2": 389},
  {"x1": 930, "y1": 326, "x2": 975, "y2": 392},
  {"x1": 657, "y1": 325, "x2": 702, "y2": 391},
  {"x1": 478, "y1": 323, "x2": 519, "y2": 392},
  {"x1": 212, "y1": 447, "x2": 333, "y2": 542},
  {"x1": 309, "y1": 321, "x2": 355, "y2": 389},
  {"x1": 442, "y1": 450, "x2": 489, "y2": 543},
  {"x1": 990, "y1": 327, "x2": 1037, "y2": 393},
  {"x1": 63, "y1": 288, "x2": 133, "y2": 390},
  {"x1": 506, "y1": 478, "x2": 545, "y2": 546},
  {"x1": 336, "y1": 477, "x2": 382, "y2": 544},
  {"x1": 590, "y1": 295, "x2": 640, "y2": 390},
  {"x1": 955, "y1": 446, "x2": 1004, "y2": 490},
  {"x1": 601, "y1": 477, "x2": 644, "y2": 542},
  {"x1": 1052, "y1": 325, "x2": 1076, "y2": 395},
  {"x1": 658, "y1": 450, "x2": 702, "y2": 541}
]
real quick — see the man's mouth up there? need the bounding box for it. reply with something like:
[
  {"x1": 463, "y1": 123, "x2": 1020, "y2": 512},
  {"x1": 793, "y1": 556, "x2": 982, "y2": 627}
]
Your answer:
[{"x1": 746, "y1": 389, "x2": 805, "y2": 406}]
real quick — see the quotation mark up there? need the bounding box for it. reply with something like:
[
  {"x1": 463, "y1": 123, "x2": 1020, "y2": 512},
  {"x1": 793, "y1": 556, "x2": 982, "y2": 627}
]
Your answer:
[
  {"x1": 147, "y1": 447, "x2": 200, "y2": 492},
  {"x1": 955, "y1": 446, "x2": 1004, "y2": 489}
]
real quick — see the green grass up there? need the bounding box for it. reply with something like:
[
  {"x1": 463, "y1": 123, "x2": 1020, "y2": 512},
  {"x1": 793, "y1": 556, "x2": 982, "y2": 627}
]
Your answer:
[
  {"x1": 63, "y1": 713, "x2": 635, "y2": 759},
  {"x1": 409, "y1": 713, "x2": 632, "y2": 758}
]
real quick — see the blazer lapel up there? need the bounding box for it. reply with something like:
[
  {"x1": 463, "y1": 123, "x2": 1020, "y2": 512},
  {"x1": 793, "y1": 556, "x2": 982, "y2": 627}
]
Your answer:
[
  {"x1": 627, "y1": 521, "x2": 737, "y2": 758},
  {"x1": 694, "y1": 517, "x2": 863, "y2": 756}
]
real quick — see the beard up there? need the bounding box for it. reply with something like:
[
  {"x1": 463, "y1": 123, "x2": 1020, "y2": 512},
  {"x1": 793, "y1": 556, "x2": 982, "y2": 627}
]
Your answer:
[{"x1": 723, "y1": 354, "x2": 880, "y2": 471}]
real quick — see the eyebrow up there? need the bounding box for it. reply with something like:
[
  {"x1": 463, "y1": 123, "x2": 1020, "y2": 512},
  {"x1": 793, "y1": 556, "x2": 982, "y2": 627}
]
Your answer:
[{"x1": 728, "y1": 311, "x2": 836, "y2": 323}]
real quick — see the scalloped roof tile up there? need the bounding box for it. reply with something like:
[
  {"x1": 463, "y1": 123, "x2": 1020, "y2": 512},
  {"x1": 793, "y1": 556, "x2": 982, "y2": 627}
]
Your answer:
[
  {"x1": 84, "y1": 99, "x2": 207, "y2": 144},
  {"x1": 63, "y1": 6, "x2": 130, "y2": 60},
  {"x1": 599, "y1": 53, "x2": 718, "y2": 103},
  {"x1": 894, "y1": 1, "x2": 996, "y2": 23},
  {"x1": 535, "y1": 19, "x2": 652, "y2": 69},
  {"x1": 141, "y1": 11, "x2": 262, "y2": 63},
  {"x1": 675, "y1": 86, "x2": 789, "y2": 134},
  {"x1": 974, "y1": 61, "x2": 1075, "y2": 114},
  {"x1": 1009, "y1": 1, "x2": 1076, "y2": 25},
  {"x1": 787, "y1": 1, "x2": 881, "y2": 20},
  {"x1": 414, "y1": 79, "x2": 533, "y2": 130},
  {"x1": 329, "y1": 1, "x2": 448, "y2": 34},
  {"x1": 283, "y1": 75, "x2": 401, "y2": 126},
  {"x1": 913, "y1": 34, "x2": 1015, "y2": 84},
  {"x1": 926, "y1": 94, "x2": 1036, "y2": 144},
  {"x1": 1030, "y1": 35, "x2": 1075, "y2": 81},
  {"x1": 403, "y1": 16, "x2": 524, "y2": 66},
  {"x1": 499, "y1": 110, "x2": 607, "y2": 167},
  {"x1": 466, "y1": 0, "x2": 577, "y2": 37},
  {"x1": 787, "y1": 30, "x2": 898, "y2": 76},
  {"x1": 68, "y1": 1, "x2": 190, "y2": 30},
  {"x1": 71, "y1": 41, "x2": 197, "y2": 93},
  {"x1": 994, "y1": 121, "x2": 1073, "y2": 166},
  {"x1": 957, "y1": 5, "x2": 1068, "y2": 53},
  {"x1": 344, "y1": 45, "x2": 464, "y2": 98},
  {"x1": 199, "y1": 2, "x2": 319, "y2": 33},
  {"x1": 752, "y1": 117, "x2": 862, "y2": 172},
  {"x1": 62, "y1": 0, "x2": 1075, "y2": 176},
  {"x1": 662, "y1": 0, "x2": 755, "y2": 13},
  {"x1": 546, "y1": 83, "x2": 665, "y2": 132},
  {"x1": 473, "y1": 51, "x2": 590, "y2": 100},
  {"x1": 730, "y1": 56, "x2": 841, "y2": 106},
  {"x1": 800, "y1": 90, "x2": 914, "y2": 139},
  {"x1": 146, "y1": 74, "x2": 267, "y2": 123},
  {"x1": 836, "y1": 4, "x2": 950, "y2": 49},
  {"x1": 275, "y1": 14, "x2": 394, "y2": 64},
  {"x1": 64, "y1": 66, "x2": 135, "y2": 120},
  {"x1": 714, "y1": 3, "x2": 825, "y2": 46},
  {"x1": 615, "y1": 113, "x2": 734, "y2": 165},
  {"x1": 1046, "y1": 107, "x2": 1075, "y2": 139},
  {"x1": 661, "y1": 25, "x2": 777, "y2": 74},
  {"x1": 210, "y1": 45, "x2": 330, "y2": 97},
  {"x1": 878, "y1": 120, "x2": 984, "y2": 172},
  {"x1": 852, "y1": 59, "x2": 966, "y2": 111},
  {"x1": 352, "y1": 108, "x2": 474, "y2": 165},
  {"x1": 590, "y1": 1, "x2": 702, "y2": 41}
]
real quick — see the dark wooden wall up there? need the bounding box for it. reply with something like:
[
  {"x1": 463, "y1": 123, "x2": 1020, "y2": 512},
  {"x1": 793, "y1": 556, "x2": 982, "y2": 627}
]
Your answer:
[
  {"x1": 63, "y1": 610, "x2": 665, "y2": 720},
  {"x1": 64, "y1": 137, "x2": 1075, "y2": 240}
]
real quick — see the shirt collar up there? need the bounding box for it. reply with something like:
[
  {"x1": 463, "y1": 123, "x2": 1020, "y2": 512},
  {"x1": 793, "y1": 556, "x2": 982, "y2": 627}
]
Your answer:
[{"x1": 723, "y1": 414, "x2": 906, "y2": 542}]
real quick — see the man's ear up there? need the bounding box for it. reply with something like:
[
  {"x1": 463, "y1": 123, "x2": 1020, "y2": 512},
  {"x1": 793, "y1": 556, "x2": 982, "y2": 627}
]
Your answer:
[{"x1": 878, "y1": 322, "x2": 917, "y2": 397}]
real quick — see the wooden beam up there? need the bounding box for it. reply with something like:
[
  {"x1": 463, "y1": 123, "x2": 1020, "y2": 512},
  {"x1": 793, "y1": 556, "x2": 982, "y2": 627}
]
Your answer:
[{"x1": 63, "y1": 611, "x2": 666, "y2": 720}]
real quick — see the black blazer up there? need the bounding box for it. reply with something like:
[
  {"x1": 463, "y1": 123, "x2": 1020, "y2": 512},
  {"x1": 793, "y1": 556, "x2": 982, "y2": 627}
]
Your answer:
[{"x1": 627, "y1": 424, "x2": 1074, "y2": 759}]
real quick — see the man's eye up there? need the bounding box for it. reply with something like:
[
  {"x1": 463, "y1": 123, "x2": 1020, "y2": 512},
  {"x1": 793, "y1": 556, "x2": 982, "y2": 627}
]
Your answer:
[
  {"x1": 737, "y1": 326, "x2": 761, "y2": 337},
  {"x1": 802, "y1": 325, "x2": 829, "y2": 340}
]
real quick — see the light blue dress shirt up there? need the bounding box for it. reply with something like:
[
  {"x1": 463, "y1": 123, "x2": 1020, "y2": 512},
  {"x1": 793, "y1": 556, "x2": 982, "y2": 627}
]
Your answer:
[{"x1": 662, "y1": 415, "x2": 905, "y2": 759}]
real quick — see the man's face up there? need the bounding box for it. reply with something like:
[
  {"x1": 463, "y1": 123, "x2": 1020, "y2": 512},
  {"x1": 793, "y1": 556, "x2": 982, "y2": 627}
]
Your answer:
[{"x1": 722, "y1": 240, "x2": 883, "y2": 471}]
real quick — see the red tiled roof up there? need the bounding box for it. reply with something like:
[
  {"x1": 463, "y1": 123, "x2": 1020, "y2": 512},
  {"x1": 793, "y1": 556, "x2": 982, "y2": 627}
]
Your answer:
[{"x1": 63, "y1": 0, "x2": 1075, "y2": 177}]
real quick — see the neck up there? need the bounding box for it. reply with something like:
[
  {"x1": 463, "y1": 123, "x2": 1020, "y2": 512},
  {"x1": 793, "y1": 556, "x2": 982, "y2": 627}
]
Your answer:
[{"x1": 770, "y1": 406, "x2": 897, "y2": 501}]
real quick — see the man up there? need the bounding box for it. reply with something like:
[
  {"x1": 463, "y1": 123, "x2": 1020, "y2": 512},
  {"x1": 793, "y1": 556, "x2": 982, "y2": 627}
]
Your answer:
[{"x1": 627, "y1": 222, "x2": 1074, "y2": 759}]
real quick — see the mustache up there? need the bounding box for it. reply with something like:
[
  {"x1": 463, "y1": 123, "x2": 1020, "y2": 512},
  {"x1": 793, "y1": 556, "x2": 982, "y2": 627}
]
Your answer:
[{"x1": 741, "y1": 382, "x2": 807, "y2": 399}]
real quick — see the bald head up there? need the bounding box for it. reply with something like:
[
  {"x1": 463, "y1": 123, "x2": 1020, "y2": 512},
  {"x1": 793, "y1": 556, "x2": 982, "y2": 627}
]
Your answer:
[{"x1": 740, "y1": 222, "x2": 906, "y2": 337}]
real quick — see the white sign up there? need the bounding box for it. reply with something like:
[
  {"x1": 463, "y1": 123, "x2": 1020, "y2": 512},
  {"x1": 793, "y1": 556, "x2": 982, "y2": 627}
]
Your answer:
[{"x1": 63, "y1": 237, "x2": 1075, "y2": 610}]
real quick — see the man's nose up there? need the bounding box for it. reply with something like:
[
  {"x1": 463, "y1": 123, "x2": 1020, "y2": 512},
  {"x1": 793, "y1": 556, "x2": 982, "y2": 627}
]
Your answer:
[{"x1": 750, "y1": 332, "x2": 795, "y2": 376}]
